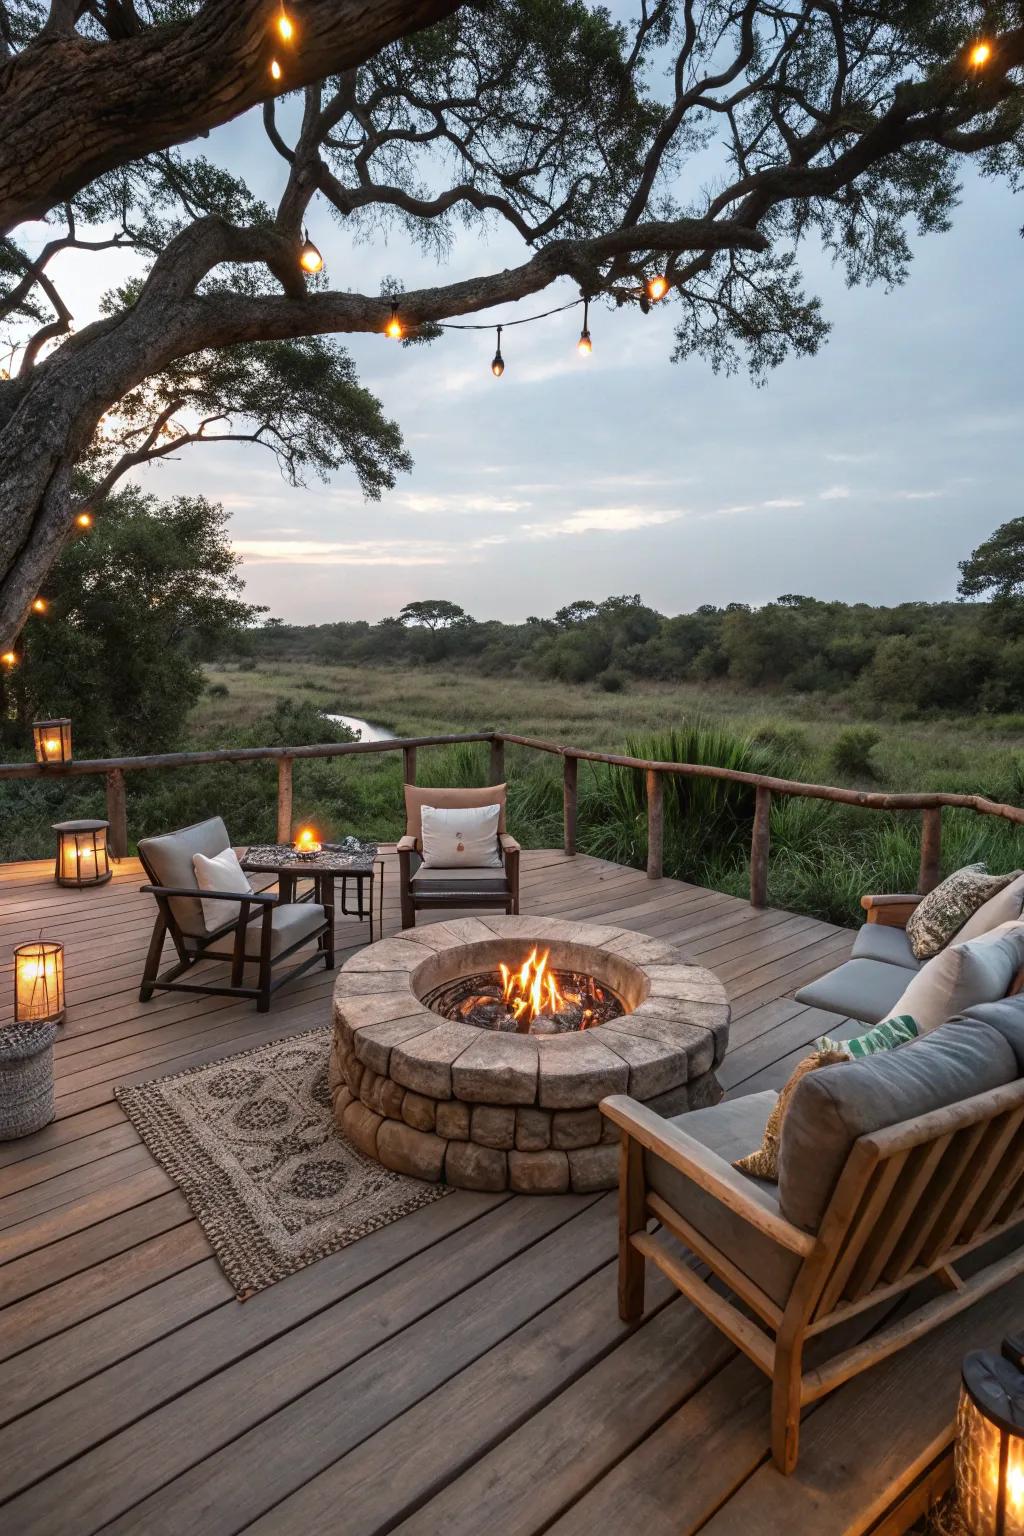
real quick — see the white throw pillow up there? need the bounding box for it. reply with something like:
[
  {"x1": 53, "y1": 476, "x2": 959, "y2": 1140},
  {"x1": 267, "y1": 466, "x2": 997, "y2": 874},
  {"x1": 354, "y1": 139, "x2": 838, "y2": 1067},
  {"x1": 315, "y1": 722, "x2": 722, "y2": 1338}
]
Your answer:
[
  {"x1": 192, "y1": 846, "x2": 254, "y2": 931},
  {"x1": 885, "y1": 921, "x2": 1024, "y2": 1035},
  {"x1": 421, "y1": 803, "x2": 502, "y2": 869},
  {"x1": 954, "y1": 871, "x2": 1024, "y2": 944}
]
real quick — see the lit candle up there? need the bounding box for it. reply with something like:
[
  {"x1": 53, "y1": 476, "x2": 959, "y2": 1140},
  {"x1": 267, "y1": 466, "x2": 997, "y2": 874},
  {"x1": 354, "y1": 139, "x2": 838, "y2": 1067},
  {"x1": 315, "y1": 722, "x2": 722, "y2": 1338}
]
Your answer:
[{"x1": 294, "y1": 827, "x2": 321, "y2": 854}]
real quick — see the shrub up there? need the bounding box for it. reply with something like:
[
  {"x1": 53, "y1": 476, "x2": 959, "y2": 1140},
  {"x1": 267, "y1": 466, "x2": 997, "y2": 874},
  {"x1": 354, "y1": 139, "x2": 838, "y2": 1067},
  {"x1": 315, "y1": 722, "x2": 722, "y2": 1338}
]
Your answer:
[
  {"x1": 597, "y1": 670, "x2": 624, "y2": 693},
  {"x1": 207, "y1": 681, "x2": 229, "y2": 698},
  {"x1": 828, "y1": 725, "x2": 881, "y2": 780}
]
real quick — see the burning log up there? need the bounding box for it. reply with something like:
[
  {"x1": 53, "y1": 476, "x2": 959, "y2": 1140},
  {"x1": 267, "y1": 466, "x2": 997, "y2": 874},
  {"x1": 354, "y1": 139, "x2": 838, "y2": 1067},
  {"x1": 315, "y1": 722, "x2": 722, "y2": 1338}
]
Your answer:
[{"x1": 422, "y1": 948, "x2": 624, "y2": 1035}]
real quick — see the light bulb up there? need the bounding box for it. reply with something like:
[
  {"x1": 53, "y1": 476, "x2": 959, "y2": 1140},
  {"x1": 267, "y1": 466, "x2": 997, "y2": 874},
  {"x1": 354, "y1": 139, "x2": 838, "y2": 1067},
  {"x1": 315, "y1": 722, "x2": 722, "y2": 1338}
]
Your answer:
[
  {"x1": 1, "y1": 651, "x2": 16, "y2": 667},
  {"x1": 76, "y1": 511, "x2": 93, "y2": 529},
  {"x1": 270, "y1": 58, "x2": 282, "y2": 81},
  {"x1": 577, "y1": 329, "x2": 592, "y2": 356},
  {"x1": 386, "y1": 305, "x2": 403, "y2": 340},
  {"x1": 276, "y1": 6, "x2": 294, "y2": 42},
  {"x1": 31, "y1": 597, "x2": 46, "y2": 613},
  {"x1": 491, "y1": 326, "x2": 504, "y2": 377},
  {"x1": 647, "y1": 274, "x2": 668, "y2": 301},
  {"x1": 299, "y1": 237, "x2": 323, "y2": 273},
  {"x1": 969, "y1": 40, "x2": 991, "y2": 67}
]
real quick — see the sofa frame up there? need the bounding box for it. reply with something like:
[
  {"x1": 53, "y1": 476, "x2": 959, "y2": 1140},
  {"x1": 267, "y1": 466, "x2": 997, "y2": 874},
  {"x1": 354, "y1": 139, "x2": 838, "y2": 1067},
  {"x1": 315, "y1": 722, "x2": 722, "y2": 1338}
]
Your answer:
[{"x1": 603, "y1": 1078, "x2": 1024, "y2": 1474}]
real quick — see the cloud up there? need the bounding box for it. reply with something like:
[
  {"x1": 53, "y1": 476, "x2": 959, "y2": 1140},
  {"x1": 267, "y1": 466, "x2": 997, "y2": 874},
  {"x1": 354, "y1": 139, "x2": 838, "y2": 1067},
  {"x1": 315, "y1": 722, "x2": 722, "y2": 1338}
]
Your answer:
[
  {"x1": 819, "y1": 484, "x2": 852, "y2": 500},
  {"x1": 762, "y1": 497, "x2": 805, "y2": 509},
  {"x1": 395, "y1": 491, "x2": 531, "y2": 515},
  {"x1": 520, "y1": 505, "x2": 683, "y2": 538},
  {"x1": 892, "y1": 489, "x2": 946, "y2": 501},
  {"x1": 233, "y1": 539, "x2": 463, "y2": 567}
]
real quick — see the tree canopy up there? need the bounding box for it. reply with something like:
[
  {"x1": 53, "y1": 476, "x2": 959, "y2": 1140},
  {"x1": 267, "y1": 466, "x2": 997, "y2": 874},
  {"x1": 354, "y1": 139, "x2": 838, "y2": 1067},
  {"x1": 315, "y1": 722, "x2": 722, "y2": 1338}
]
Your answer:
[{"x1": 2, "y1": 1, "x2": 1023, "y2": 649}]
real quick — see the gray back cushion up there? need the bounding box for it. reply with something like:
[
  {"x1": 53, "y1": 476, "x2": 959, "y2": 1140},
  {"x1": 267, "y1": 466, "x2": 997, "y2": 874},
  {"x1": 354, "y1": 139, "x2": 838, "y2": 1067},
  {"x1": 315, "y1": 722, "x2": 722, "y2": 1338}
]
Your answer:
[
  {"x1": 963, "y1": 998, "x2": 1024, "y2": 1073},
  {"x1": 778, "y1": 1018, "x2": 1018, "y2": 1233},
  {"x1": 139, "y1": 817, "x2": 231, "y2": 937}
]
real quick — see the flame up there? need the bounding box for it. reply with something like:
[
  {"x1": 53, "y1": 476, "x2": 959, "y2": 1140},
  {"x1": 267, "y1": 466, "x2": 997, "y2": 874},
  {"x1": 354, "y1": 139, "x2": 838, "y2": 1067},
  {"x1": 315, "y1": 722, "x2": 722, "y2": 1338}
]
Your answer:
[
  {"x1": 294, "y1": 826, "x2": 321, "y2": 853},
  {"x1": 499, "y1": 948, "x2": 567, "y2": 1024}
]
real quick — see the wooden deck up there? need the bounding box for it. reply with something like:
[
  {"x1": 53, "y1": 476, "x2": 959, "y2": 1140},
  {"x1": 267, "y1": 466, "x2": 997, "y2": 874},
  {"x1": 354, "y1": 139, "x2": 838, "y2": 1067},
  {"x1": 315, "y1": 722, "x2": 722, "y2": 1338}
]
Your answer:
[{"x1": 0, "y1": 849, "x2": 1010, "y2": 1534}]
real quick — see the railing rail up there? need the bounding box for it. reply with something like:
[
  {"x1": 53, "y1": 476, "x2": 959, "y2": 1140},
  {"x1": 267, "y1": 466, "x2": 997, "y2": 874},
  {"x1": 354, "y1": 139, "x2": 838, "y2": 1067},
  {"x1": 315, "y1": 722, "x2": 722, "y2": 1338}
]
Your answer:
[{"x1": 1, "y1": 726, "x2": 1022, "y2": 907}]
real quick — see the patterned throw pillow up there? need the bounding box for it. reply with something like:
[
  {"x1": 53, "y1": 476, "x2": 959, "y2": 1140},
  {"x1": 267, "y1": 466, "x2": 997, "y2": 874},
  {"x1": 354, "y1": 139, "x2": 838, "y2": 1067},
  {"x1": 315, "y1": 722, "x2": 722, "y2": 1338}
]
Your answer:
[
  {"x1": 906, "y1": 864, "x2": 1017, "y2": 961},
  {"x1": 734, "y1": 1048, "x2": 849, "y2": 1181},
  {"x1": 818, "y1": 1014, "x2": 919, "y2": 1059}
]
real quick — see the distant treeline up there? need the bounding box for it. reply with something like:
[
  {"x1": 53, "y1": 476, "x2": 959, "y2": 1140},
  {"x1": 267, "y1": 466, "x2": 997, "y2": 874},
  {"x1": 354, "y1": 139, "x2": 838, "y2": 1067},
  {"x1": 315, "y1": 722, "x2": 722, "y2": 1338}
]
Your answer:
[{"x1": 230, "y1": 592, "x2": 1017, "y2": 716}]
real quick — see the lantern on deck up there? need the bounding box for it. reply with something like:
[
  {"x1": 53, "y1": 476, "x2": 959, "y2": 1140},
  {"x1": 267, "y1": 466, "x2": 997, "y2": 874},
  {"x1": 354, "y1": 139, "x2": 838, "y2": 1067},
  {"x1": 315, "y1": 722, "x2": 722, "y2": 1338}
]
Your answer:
[
  {"x1": 13, "y1": 940, "x2": 65, "y2": 1025},
  {"x1": 32, "y1": 718, "x2": 72, "y2": 766},
  {"x1": 956, "y1": 1338, "x2": 1024, "y2": 1535},
  {"x1": 52, "y1": 819, "x2": 111, "y2": 887}
]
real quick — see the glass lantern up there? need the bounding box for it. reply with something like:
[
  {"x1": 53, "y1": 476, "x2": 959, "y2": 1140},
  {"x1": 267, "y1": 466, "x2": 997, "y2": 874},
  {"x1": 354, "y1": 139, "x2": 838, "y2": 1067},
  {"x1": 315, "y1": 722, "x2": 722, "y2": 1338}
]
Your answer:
[
  {"x1": 52, "y1": 819, "x2": 111, "y2": 887},
  {"x1": 13, "y1": 940, "x2": 65, "y2": 1024},
  {"x1": 32, "y1": 718, "x2": 72, "y2": 765},
  {"x1": 956, "y1": 1339, "x2": 1024, "y2": 1536}
]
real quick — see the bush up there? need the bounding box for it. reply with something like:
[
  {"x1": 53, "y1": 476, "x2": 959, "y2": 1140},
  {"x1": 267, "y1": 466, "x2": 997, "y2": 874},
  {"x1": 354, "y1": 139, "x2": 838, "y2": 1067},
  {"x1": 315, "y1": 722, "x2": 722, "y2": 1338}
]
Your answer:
[
  {"x1": 597, "y1": 670, "x2": 624, "y2": 693},
  {"x1": 207, "y1": 681, "x2": 229, "y2": 698},
  {"x1": 828, "y1": 725, "x2": 881, "y2": 780}
]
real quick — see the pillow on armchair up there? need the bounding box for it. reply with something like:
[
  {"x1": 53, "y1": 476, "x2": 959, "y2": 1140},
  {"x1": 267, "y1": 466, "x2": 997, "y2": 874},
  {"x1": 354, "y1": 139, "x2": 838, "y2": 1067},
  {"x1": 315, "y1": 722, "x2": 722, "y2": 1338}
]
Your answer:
[
  {"x1": 905, "y1": 864, "x2": 1017, "y2": 960},
  {"x1": 421, "y1": 803, "x2": 503, "y2": 869},
  {"x1": 883, "y1": 921, "x2": 1024, "y2": 1035}
]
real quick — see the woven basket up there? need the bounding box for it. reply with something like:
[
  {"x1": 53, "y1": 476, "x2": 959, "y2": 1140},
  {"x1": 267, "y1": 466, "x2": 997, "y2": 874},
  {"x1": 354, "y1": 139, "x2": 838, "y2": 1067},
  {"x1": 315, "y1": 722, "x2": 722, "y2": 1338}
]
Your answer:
[{"x1": 0, "y1": 1022, "x2": 60, "y2": 1140}]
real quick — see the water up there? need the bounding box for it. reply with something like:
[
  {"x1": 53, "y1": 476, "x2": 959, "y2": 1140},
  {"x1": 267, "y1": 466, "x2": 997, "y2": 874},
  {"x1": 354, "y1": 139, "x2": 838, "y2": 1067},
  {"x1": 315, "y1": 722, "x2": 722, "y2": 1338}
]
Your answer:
[{"x1": 325, "y1": 713, "x2": 395, "y2": 743}]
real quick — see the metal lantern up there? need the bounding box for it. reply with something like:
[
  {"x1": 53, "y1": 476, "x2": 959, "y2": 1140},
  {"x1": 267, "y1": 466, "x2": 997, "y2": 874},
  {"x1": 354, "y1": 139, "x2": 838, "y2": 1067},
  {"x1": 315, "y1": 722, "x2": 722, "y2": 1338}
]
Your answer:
[
  {"x1": 52, "y1": 819, "x2": 111, "y2": 887},
  {"x1": 13, "y1": 940, "x2": 65, "y2": 1024},
  {"x1": 956, "y1": 1338, "x2": 1024, "y2": 1536},
  {"x1": 32, "y1": 718, "x2": 72, "y2": 766}
]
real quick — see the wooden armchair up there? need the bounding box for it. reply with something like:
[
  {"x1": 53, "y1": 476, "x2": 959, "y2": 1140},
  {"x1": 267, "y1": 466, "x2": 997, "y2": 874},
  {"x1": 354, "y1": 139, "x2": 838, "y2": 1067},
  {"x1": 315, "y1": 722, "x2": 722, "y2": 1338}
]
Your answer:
[
  {"x1": 860, "y1": 891, "x2": 923, "y2": 928},
  {"x1": 603, "y1": 1005, "x2": 1024, "y2": 1473},
  {"x1": 397, "y1": 784, "x2": 520, "y2": 930},
  {"x1": 137, "y1": 817, "x2": 334, "y2": 1013}
]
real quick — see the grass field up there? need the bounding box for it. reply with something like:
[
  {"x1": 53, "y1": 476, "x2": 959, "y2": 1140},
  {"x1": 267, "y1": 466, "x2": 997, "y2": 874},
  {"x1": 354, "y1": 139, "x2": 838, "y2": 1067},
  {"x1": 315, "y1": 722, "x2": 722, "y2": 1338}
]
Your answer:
[{"x1": 5, "y1": 660, "x2": 1024, "y2": 928}]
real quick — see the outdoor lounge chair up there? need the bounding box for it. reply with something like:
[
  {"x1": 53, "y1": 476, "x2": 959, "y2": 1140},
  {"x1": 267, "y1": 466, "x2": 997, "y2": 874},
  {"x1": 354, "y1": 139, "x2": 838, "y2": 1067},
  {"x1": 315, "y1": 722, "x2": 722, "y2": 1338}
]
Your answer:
[
  {"x1": 397, "y1": 783, "x2": 520, "y2": 929},
  {"x1": 137, "y1": 816, "x2": 334, "y2": 1012},
  {"x1": 603, "y1": 999, "x2": 1024, "y2": 1473}
]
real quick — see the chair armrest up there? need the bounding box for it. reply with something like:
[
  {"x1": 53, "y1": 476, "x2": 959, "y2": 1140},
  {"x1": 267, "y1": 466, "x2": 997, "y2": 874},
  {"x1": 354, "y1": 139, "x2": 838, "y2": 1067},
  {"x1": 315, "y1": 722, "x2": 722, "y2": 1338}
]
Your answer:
[
  {"x1": 860, "y1": 892, "x2": 923, "y2": 927},
  {"x1": 140, "y1": 883, "x2": 277, "y2": 905},
  {"x1": 499, "y1": 833, "x2": 521, "y2": 854},
  {"x1": 397, "y1": 835, "x2": 417, "y2": 854},
  {"x1": 600, "y1": 1095, "x2": 817, "y2": 1257}
]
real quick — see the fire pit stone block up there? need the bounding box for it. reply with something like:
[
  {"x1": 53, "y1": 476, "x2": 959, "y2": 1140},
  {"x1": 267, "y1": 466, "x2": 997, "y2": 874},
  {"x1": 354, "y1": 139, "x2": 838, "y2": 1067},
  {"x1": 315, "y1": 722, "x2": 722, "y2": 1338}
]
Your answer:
[{"x1": 331, "y1": 916, "x2": 729, "y2": 1193}]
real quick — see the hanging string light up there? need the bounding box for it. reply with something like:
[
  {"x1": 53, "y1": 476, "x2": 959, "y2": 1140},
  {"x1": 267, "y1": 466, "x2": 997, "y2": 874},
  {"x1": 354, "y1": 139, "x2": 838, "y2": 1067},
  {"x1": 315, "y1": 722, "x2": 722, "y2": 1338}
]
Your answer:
[
  {"x1": 276, "y1": 2, "x2": 294, "y2": 42},
  {"x1": 299, "y1": 231, "x2": 323, "y2": 273},
  {"x1": 577, "y1": 296, "x2": 593, "y2": 356},
  {"x1": 646, "y1": 274, "x2": 668, "y2": 302},
  {"x1": 491, "y1": 325, "x2": 505, "y2": 377},
  {"x1": 969, "y1": 39, "x2": 992, "y2": 67},
  {"x1": 75, "y1": 511, "x2": 93, "y2": 530},
  {"x1": 31, "y1": 598, "x2": 47, "y2": 614},
  {"x1": 270, "y1": 57, "x2": 282, "y2": 82},
  {"x1": 385, "y1": 302, "x2": 404, "y2": 340},
  {"x1": 1, "y1": 651, "x2": 17, "y2": 668}
]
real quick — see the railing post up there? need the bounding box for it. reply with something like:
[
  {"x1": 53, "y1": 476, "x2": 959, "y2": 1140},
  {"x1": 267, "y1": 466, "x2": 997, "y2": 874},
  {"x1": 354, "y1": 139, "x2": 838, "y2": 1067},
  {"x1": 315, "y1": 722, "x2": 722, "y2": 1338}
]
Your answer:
[
  {"x1": 563, "y1": 756, "x2": 578, "y2": 856},
  {"x1": 403, "y1": 745, "x2": 417, "y2": 785},
  {"x1": 105, "y1": 768, "x2": 127, "y2": 858},
  {"x1": 919, "y1": 807, "x2": 942, "y2": 894},
  {"x1": 750, "y1": 785, "x2": 771, "y2": 908},
  {"x1": 646, "y1": 769, "x2": 663, "y2": 880},
  {"x1": 276, "y1": 756, "x2": 293, "y2": 844},
  {"x1": 489, "y1": 736, "x2": 505, "y2": 785}
]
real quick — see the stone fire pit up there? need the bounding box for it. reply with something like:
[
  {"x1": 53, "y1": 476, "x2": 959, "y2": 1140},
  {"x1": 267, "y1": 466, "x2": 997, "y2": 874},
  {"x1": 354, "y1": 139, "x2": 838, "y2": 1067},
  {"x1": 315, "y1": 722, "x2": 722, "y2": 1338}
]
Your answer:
[{"x1": 328, "y1": 915, "x2": 730, "y2": 1194}]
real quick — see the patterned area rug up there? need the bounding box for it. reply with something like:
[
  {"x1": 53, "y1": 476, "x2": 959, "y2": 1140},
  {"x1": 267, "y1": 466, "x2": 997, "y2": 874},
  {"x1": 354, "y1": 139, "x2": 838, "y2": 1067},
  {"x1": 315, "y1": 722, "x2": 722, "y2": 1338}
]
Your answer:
[{"x1": 115, "y1": 1027, "x2": 450, "y2": 1299}]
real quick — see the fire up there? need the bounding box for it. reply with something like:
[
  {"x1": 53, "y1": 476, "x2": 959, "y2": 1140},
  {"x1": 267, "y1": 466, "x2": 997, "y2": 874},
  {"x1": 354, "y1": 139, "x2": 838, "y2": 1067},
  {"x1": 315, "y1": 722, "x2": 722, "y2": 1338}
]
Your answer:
[
  {"x1": 294, "y1": 826, "x2": 321, "y2": 854},
  {"x1": 498, "y1": 947, "x2": 594, "y2": 1026}
]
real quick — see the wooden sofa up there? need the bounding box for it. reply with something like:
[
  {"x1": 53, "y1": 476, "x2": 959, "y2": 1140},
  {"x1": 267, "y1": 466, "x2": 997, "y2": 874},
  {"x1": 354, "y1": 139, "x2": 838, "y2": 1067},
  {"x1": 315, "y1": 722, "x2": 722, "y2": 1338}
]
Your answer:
[{"x1": 602, "y1": 1001, "x2": 1024, "y2": 1473}]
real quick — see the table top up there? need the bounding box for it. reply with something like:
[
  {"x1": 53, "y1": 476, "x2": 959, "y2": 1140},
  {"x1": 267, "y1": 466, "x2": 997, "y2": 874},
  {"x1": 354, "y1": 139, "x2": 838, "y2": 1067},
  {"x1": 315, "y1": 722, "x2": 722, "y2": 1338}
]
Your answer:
[{"x1": 241, "y1": 840, "x2": 379, "y2": 875}]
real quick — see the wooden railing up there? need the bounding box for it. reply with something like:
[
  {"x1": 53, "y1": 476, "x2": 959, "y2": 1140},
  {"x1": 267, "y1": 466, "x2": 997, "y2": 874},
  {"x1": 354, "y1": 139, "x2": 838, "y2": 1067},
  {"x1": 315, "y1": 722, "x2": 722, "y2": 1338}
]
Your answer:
[{"x1": 2, "y1": 727, "x2": 1023, "y2": 908}]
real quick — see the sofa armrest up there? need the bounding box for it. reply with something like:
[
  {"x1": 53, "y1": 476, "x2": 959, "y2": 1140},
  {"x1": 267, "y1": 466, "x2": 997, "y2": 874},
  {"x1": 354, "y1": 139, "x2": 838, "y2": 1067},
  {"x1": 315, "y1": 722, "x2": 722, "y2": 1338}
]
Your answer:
[
  {"x1": 499, "y1": 833, "x2": 521, "y2": 854},
  {"x1": 601, "y1": 1095, "x2": 817, "y2": 1256},
  {"x1": 140, "y1": 883, "x2": 276, "y2": 905},
  {"x1": 860, "y1": 892, "x2": 923, "y2": 928},
  {"x1": 397, "y1": 835, "x2": 417, "y2": 854}
]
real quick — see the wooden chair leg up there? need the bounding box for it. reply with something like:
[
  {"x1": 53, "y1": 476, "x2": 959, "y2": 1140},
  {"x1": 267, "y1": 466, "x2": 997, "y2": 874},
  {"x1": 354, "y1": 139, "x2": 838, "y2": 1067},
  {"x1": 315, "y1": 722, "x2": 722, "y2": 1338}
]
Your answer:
[
  {"x1": 770, "y1": 1339, "x2": 804, "y2": 1474},
  {"x1": 139, "y1": 913, "x2": 167, "y2": 1002},
  {"x1": 400, "y1": 885, "x2": 416, "y2": 930},
  {"x1": 618, "y1": 1135, "x2": 647, "y2": 1321},
  {"x1": 324, "y1": 904, "x2": 335, "y2": 969}
]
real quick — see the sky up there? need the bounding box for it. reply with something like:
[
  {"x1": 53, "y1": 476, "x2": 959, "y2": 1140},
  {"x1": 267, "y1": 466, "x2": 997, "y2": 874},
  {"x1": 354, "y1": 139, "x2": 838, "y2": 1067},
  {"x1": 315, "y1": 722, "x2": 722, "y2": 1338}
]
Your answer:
[{"x1": 29, "y1": 38, "x2": 1024, "y2": 626}]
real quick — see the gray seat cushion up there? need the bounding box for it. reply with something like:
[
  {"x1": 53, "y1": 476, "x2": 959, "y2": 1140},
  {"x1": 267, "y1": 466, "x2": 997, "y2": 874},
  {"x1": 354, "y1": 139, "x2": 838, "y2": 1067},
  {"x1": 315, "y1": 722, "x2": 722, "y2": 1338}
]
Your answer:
[
  {"x1": 794, "y1": 957, "x2": 912, "y2": 1025},
  {"x1": 411, "y1": 865, "x2": 510, "y2": 895},
  {"x1": 963, "y1": 997, "x2": 1024, "y2": 1072},
  {"x1": 139, "y1": 817, "x2": 230, "y2": 938},
  {"x1": 851, "y1": 924, "x2": 921, "y2": 972},
  {"x1": 645, "y1": 1090, "x2": 801, "y2": 1308},
  {"x1": 778, "y1": 1017, "x2": 1019, "y2": 1233},
  {"x1": 204, "y1": 902, "x2": 328, "y2": 960}
]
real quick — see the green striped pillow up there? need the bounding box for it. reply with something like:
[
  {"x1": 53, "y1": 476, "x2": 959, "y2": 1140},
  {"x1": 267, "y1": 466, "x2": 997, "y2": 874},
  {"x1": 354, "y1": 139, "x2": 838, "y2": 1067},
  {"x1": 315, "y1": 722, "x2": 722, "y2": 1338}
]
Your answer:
[{"x1": 818, "y1": 1014, "x2": 919, "y2": 1059}]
